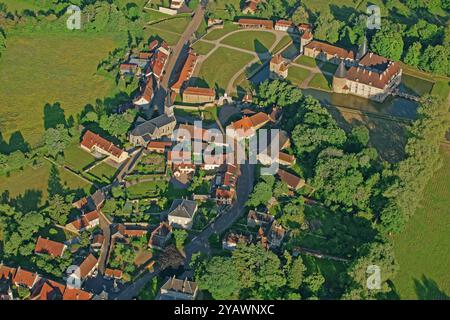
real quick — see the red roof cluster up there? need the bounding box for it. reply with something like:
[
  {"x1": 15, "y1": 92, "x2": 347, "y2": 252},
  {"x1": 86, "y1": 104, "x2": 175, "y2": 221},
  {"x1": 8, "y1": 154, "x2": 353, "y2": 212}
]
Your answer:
[
  {"x1": 183, "y1": 86, "x2": 216, "y2": 97},
  {"x1": 35, "y1": 237, "x2": 66, "y2": 257},
  {"x1": 238, "y1": 18, "x2": 274, "y2": 29},
  {"x1": 81, "y1": 130, "x2": 126, "y2": 160},
  {"x1": 305, "y1": 40, "x2": 355, "y2": 60},
  {"x1": 172, "y1": 51, "x2": 198, "y2": 91},
  {"x1": 66, "y1": 210, "x2": 99, "y2": 232}
]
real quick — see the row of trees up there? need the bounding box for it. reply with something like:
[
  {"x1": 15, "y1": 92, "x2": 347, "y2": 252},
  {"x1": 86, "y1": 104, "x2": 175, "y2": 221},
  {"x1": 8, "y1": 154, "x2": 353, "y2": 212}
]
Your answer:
[
  {"x1": 379, "y1": 95, "x2": 448, "y2": 233},
  {"x1": 192, "y1": 244, "x2": 326, "y2": 300}
]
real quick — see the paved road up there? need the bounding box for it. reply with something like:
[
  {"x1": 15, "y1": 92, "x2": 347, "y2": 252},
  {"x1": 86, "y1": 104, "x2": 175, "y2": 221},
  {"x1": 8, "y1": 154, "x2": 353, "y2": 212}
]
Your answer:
[
  {"x1": 114, "y1": 269, "x2": 160, "y2": 300},
  {"x1": 151, "y1": 1, "x2": 207, "y2": 115},
  {"x1": 184, "y1": 162, "x2": 255, "y2": 263}
]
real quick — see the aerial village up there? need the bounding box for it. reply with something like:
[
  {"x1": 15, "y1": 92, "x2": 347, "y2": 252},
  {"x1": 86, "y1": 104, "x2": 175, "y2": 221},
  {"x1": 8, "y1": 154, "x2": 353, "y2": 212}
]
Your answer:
[{"x1": 2, "y1": 0, "x2": 426, "y2": 301}]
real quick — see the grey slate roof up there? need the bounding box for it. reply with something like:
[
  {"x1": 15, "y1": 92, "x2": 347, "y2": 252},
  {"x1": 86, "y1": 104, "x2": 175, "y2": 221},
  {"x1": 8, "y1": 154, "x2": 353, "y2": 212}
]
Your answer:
[
  {"x1": 168, "y1": 199, "x2": 197, "y2": 218},
  {"x1": 335, "y1": 61, "x2": 347, "y2": 78},
  {"x1": 131, "y1": 113, "x2": 176, "y2": 137}
]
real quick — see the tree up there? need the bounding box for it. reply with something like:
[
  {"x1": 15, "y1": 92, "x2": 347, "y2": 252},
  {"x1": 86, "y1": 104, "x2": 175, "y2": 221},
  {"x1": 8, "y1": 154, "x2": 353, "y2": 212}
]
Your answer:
[
  {"x1": 404, "y1": 42, "x2": 422, "y2": 67},
  {"x1": 343, "y1": 241, "x2": 398, "y2": 299},
  {"x1": 246, "y1": 175, "x2": 275, "y2": 207},
  {"x1": 304, "y1": 272, "x2": 325, "y2": 296},
  {"x1": 419, "y1": 45, "x2": 449, "y2": 76},
  {"x1": 286, "y1": 255, "x2": 306, "y2": 290},
  {"x1": 370, "y1": 23, "x2": 404, "y2": 61},
  {"x1": 291, "y1": 6, "x2": 309, "y2": 24},
  {"x1": 45, "y1": 194, "x2": 71, "y2": 225},
  {"x1": 279, "y1": 198, "x2": 306, "y2": 231},
  {"x1": 43, "y1": 124, "x2": 71, "y2": 158},
  {"x1": 312, "y1": 147, "x2": 379, "y2": 213},
  {"x1": 173, "y1": 229, "x2": 188, "y2": 250},
  {"x1": 255, "y1": 80, "x2": 303, "y2": 108},
  {"x1": 273, "y1": 180, "x2": 289, "y2": 199},
  {"x1": 291, "y1": 97, "x2": 347, "y2": 156},
  {"x1": 314, "y1": 13, "x2": 344, "y2": 44}
]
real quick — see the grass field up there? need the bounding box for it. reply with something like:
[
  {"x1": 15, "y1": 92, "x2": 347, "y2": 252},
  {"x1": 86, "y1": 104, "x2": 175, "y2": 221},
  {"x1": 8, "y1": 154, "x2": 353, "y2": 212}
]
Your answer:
[
  {"x1": 431, "y1": 80, "x2": 450, "y2": 100},
  {"x1": 401, "y1": 73, "x2": 435, "y2": 96},
  {"x1": 192, "y1": 40, "x2": 215, "y2": 55},
  {"x1": 64, "y1": 142, "x2": 97, "y2": 171},
  {"x1": 295, "y1": 55, "x2": 318, "y2": 68},
  {"x1": 287, "y1": 66, "x2": 311, "y2": 85},
  {"x1": 392, "y1": 146, "x2": 450, "y2": 299},
  {"x1": 0, "y1": 33, "x2": 122, "y2": 147},
  {"x1": 149, "y1": 16, "x2": 192, "y2": 34},
  {"x1": 196, "y1": 47, "x2": 254, "y2": 92},
  {"x1": 271, "y1": 35, "x2": 293, "y2": 54},
  {"x1": 308, "y1": 73, "x2": 333, "y2": 91},
  {"x1": 204, "y1": 23, "x2": 239, "y2": 41},
  {"x1": 221, "y1": 31, "x2": 275, "y2": 53},
  {"x1": 0, "y1": 161, "x2": 92, "y2": 205}
]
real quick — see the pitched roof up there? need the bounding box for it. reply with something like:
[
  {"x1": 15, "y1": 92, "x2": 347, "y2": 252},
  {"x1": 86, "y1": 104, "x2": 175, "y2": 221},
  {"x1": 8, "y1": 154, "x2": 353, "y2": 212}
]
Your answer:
[
  {"x1": 176, "y1": 123, "x2": 207, "y2": 141},
  {"x1": 169, "y1": 199, "x2": 198, "y2": 219},
  {"x1": 275, "y1": 20, "x2": 293, "y2": 27},
  {"x1": 105, "y1": 268, "x2": 123, "y2": 279},
  {"x1": 305, "y1": 40, "x2": 355, "y2": 60},
  {"x1": 63, "y1": 288, "x2": 93, "y2": 300},
  {"x1": 277, "y1": 169, "x2": 305, "y2": 190},
  {"x1": 161, "y1": 276, "x2": 198, "y2": 296},
  {"x1": 66, "y1": 210, "x2": 100, "y2": 231},
  {"x1": 148, "y1": 140, "x2": 173, "y2": 150},
  {"x1": 167, "y1": 150, "x2": 191, "y2": 164},
  {"x1": 0, "y1": 265, "x2": 16, "y2": 280},
  {"x1": 230, "y1": 112, "x2": 269, "y2": 132},
  {"x1": 13, "y1": 268, "x2": 39, "y2": 288},
  {"x1": 78, "y1": 254, "x2": 98, "y2": 279},
  {"x1": 335, "y1": 61, "x2": 347, "y2": 78},
  {"x1": 148, "y1": 223, "x2": 172, "y2": 248},
  {"x1": 346, "y1": 61, "x2": 401, "y2": 89},
  {"x1": 301, "y1": 30, "x2": 313, "y2": 40},
  {"x1": 172, "y1": 51, "x2": 198, "y2": 91},
  {"x1": 81, "y1": 130, "x2": 126, "y2": 160},
  {"x1": 35, "y1": 237, "x2": 66, "y2": 257},
  {"x1": 131, "y1": 114, "x2": 176, "y2": 137},
  {"x1": 238, "y1": 18, "x2": 273, "y2": 29},
  {"x1": 183, "y1": 86, "x2": 216, "y2": 97},
  {"x1": 31, "y1": 279, "x2": 65, "y2": 300}
]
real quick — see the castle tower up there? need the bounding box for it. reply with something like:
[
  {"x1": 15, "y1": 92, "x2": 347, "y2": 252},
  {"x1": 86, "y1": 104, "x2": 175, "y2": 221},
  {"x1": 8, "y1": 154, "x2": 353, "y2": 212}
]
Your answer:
[
  {"x1": 300, "y1": 31, "x2": 313, "y2": 54},
  {"x1": 332, "y1": 61, "x2": 349, "y2": 94}
]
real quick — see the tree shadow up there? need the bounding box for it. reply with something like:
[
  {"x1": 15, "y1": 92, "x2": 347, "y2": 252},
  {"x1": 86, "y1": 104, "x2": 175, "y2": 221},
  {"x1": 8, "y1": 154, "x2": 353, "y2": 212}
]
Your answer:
[
  {"x1": 48, "y1": 164, "x2": 64, "y2": 198},
  {"x1": 11, "y1": 189, "x2": 42, "y2": 213},
  {"x1": 414, "y1": 276, "x2": 450, "y2": 300},
  {"x1": 43, "y1": 102, "x2": 66, "y2": 130},
  {"x1": 8, "y1": 131, "x2": 30, "y2": 153},
  {"x1": 254, "y1": 39, "x2": 269, "y2": 63},
  {"x1": 329, "y1": 5, "x2": 359, "y2": 22}
]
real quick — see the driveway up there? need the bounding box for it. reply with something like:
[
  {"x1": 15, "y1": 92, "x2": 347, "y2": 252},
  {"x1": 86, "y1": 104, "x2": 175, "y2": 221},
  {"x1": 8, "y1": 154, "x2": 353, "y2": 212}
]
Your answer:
[{"x1": 184, "y1": 162, "x2": 255, "y2": 263}]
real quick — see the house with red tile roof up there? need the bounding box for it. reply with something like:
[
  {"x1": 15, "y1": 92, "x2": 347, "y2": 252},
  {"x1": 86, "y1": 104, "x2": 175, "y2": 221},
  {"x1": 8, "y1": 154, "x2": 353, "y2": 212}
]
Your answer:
[
  {"x1": 181, "y1": 86, "x2": 216, "y2": 104},
  {"x1": 63, "y1": 287, "x2": 93, "y2": 300},
  {"x1": 303, "y1": 40, "x2": 355, "y2": 65},
  {"x1": 65, "y1": 210, "x2": 100, "y2": 234},
  {"x1": 238, "y1": 18, "x2": 273, "y2": 30},
  {"x1": 77, "y1": 254, "x2": 98, "y2": 281},
  {"x1": 30, "y1": 279, "x2": 66, "y2": 300},
  {"x1": 35, "y1": 236, "x2": 67, "y2": 257},
  {"x1": 80, "y1": 130, "x2": 129, "y2": 163},
  {"x1": 134, "y1": 77, "x2": 155, "y2": 107},
  {"x1": 172, "y1": 50, "x2": 198, "y2": 93},
  {"x1": 12, "y1": 267, "x2": 40, "y2": 289},
  {"x1": 270, "y1": 54, "x2": 289, "y2": 79},
  {"x1": 277, "y1": 169, "x2": 305, "y2": 190},
  {"x1": 275, "y1": 20, "x2": 295, "y2": 32},
  {"x1": 242, "y1": 0, "x2": 261, "y2": 14},
  {"x1": 0, "y1": 264, "x2": 16, "y2": 281},
  {"x1": 222, "y1": 232, "x2": 253, "y2": 251},
  {"x1": 226, "y1": 112, "x2": 270, "y2": 139},
  {"x1": 104, "y1": 268, "x2": 123, "y2": 280}
]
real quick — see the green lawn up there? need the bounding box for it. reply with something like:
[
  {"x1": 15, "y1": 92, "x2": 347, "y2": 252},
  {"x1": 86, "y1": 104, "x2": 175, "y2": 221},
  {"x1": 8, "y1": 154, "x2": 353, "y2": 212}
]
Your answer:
[
  {"x1": 392, "y1": 147, "x2": 450, "y2": 300},
  {"x1": 0, "y1": 161, "x2": 91, "y2": 205},
  {"x1": 192, "y1": 40, "x2": 215, "y2": 55},
  {"x1": 287, "y1": 66, "x2": 311, "y2": 85},
  {"x1": 144, "y1": 27, "x2": 181, "y2": 46},
  {"x1": 401, "y1": 73, "x2": 434, "y2": 97},
  {"x1": 295, "y1": 55, "x2": 318, "y2": 68},
  {"x1": 221, "y1": 31, "x2": 275, "y2": 53},
  {"x1": 64, "y1": 142, "x2": 97, "y2": 171},
  {"x1": 308, "y1": 73, "x2": 333, "y2": 91},
  {"x1": 148, "y1": 16, "x2": 192, "y2": 34},
  {"x1": 196, "y1": 47, "x2": 254, "y2": 92},
  {"x1": 271, "y1": 35, "x2": 293, "y2": 54},
  {"x1": 204, "y1": 23, "x2": 239, "y2": 41},
  {"x1": 0, "y1": 33, "x2": 121, "y2": 147},
  {"x1": 431, "y1": 80, "x2": 450, "y2": 100},
  {"x1": 87, "y1": 162, "x2": 118, "y2": 184}
]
